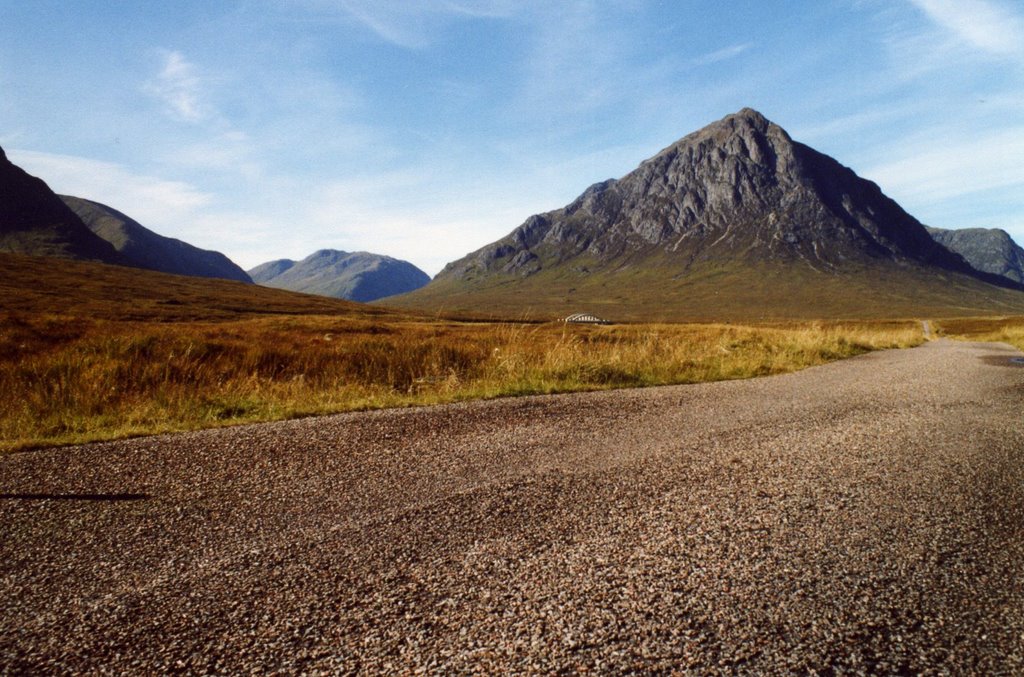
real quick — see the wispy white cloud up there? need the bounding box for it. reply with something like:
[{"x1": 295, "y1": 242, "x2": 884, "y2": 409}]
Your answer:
[
  {"x1": 301, "y1": 168, "x2": 533, "y2": 275},
  {"x1": 188, "y1": 211, "x2": 289, "y2": 270},
  {"x1": 440, "y1": 1, "x2": 517, "y2": 19},
  {"x1": 335, "y1": 1, "x2": 425, "y2": 48},
  {"x1": 0, "y1": 131, "x2": 26, "y2": 147},
  {"x1": 324, "y1": 0, "x2": 517, "y2": 48},
  {"x1": 164, "y1": 131, "x2": 264, "y2": 179},
  {"x1": 864, "y1": 128, "x2": 1024, "y2": 205},
  {"x1": 688, "y1": 43, "x2": 753, "y2": 67},
  {"x1": 6, "y1": 148, "x2": 282, "y2": 262},
  {"x1": 513, "y1": 4, "x2": 630, "y2": 124},
  {"x1": 143, "y1": 50, "x2": 210, "y2": 122},
  {"x1": 907, "y1": 0, "x2": 1024, "y2": 57}
]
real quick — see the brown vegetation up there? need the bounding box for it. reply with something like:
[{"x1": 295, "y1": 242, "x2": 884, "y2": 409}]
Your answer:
[
  {"x1": 936, "y1": 316, "x2": 1024, "y2": 351},
  {"x1": 0, "y1": 252, "x2": 930, "y2": 451},
  {"x1": 0, "y1": 252, "x2": 390, "y2": 321},
  {"x1": 0, "y1": 311, "x2": 923, "y2": 452}
]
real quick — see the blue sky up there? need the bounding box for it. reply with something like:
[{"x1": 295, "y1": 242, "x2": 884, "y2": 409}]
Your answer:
[{"x1": 2, "y1": 0, "x2": 1022, "y2": 275}]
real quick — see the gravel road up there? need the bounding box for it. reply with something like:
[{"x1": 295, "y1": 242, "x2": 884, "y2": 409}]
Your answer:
[{"x1": 3, "y1": 339, "x2": 1024, "y2": 674}]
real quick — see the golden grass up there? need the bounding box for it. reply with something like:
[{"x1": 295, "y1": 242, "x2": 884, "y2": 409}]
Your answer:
[
  {"x1": 935, "y1": 316, "x2": 1024, "y2": 351},
  {"x1": 0, "y1": 311, "x2": 924, "y2": 452}
]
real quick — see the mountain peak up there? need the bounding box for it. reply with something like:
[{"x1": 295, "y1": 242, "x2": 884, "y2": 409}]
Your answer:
[
  {"x1": 426, "y1": 108, "x2": 1005, "y2": 295},
  {"x1": 719, "y1": 107, "x2": 771, "y2": 131},
  {"x1": 662, "y1": 108, "x2": 793, "y2": 162}
]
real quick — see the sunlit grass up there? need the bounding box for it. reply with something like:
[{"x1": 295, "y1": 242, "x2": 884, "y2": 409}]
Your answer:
[
  {"x1": 936, "y1": 316, "x2": 1024, "y2": 351},
  {"x1": 0, "y1": 312, "x2": 923, "y2": 452}
]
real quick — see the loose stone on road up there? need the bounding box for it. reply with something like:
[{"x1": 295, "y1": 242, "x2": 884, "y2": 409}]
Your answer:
[{"x1": 2, "y1": 339, "x2": 1024, "y2": 673}]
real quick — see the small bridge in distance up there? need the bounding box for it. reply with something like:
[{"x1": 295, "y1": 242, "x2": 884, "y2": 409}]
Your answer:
[{"x1": 563, "y1": 313, "x2": 611, "y2": 325}]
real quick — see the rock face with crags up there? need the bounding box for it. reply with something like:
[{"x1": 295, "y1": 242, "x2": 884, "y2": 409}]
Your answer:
[
  {"x1": 439, "y1": 108, "x2": 973, "y2": 281},
  {"x1": 926, "y1": 226, "x2": 1024, "y2": 283},
  {"x1": 390, "y1": 108, "x2": 1024, "y2": 320}
]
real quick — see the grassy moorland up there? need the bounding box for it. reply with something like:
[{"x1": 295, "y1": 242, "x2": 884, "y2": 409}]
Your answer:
[
  {"x1": 0, "y1": 253, "x2": 926, "y2": 452},
  {"x1": 936, "y1": 316, "x2": 1024, "y2": 351},
  {"x1": 1, "y1": 313, "x2": 925, "y2": 452},
  {"x1": 388, "y1": 258, "x2": 1024, "y2": 322}
]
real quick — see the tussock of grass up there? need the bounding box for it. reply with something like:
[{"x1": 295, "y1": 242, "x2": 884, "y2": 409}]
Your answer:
[{"x1": 0, "y1": 313, "x2": 923, "y2": 452}]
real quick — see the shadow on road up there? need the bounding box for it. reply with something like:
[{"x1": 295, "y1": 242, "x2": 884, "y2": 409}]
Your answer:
[{"x1": 0, "y1": 493, "x2": 150, "y2": 501}]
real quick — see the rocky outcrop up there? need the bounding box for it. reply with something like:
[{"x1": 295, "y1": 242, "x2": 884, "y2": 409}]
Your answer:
[
  {"x1": 248, "y1": 249, "x2": 430, "y2": 302},
  {"x1": 926, "y1": 226, "x2": 1024, "y2": 283}
]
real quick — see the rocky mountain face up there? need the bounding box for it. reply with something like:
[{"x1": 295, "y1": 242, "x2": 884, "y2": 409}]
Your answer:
[
  {"x1": 0, "y1": 145, "x2": 124, "y2": 264},
  {"x1": 390, "y1": 108, "x2": 1024, "y2": 320},
  {"x1": 61, "y1": 196, "x2": 251, "y2": 283},
  {"x1": 249, "y1": 249, "x2": 430, "y2": 302},
  {"x1": 439, "y1": 109, "x2": 981, "y2": 282},
  {"x1": 926, "y1": 226, "x2": 1024, "y2": 283}
]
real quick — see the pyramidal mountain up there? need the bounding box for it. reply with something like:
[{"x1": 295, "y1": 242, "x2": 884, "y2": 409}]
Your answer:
[
  {"x1": 926, "y1": 226, "x2": 1024, "y2": 284},
  {"x1": 391, "y1": 108, "x2": 1024, "y2": 320},
  {"x1": 249, "y1": 249, "x2": 430, "y2": 303}
]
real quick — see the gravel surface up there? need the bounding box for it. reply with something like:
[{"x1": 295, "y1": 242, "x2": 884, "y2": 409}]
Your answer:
[{"x1": 2, "y1": 339, "x2": 1024, "y2": 674}]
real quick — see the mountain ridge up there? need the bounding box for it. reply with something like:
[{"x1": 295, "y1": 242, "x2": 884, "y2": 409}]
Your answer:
[
  {"x1": 926, "y1": 226, "x2": 1024, "y2": 284},
  {"x1": 61, "y1": 195, "x2": 252, "y2": 283},
  {"x1": 249, "y1": 249, "x2": 430, "y2": 302},
  {"x1": 0, "y1": 145, "x2": 126, "y2": 265},
  {"x1": 438, "y1": 109, "x2": 979, "y2": 280},
  {"x1": 0, "y1": 144, "x2": 251, "y2": 283}
]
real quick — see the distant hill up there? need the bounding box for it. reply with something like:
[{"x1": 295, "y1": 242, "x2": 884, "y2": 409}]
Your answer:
[
  {"x1": 249, "y1": 249, "x2": 430, "y2": 302},
  {"x1": 389, "y1": 108, "x2": 1024, "y2": 321},
  {"x1": 248, "y1": 259, "x2": 296, "y2": 283},
  {"x1": 926, "y1": 226, "x2": 1024, "y2": 284},
  {"x1": 61, "y1": 195, "x2": 251, "y2": 283},
  {"x1": 0, "y1": 145, "x2": 125, "y2": 264}
]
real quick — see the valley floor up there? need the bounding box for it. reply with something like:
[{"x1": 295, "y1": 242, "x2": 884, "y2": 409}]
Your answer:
[{"x1": 3, "y1": 339, "x2": 1023, "y2": 672}]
